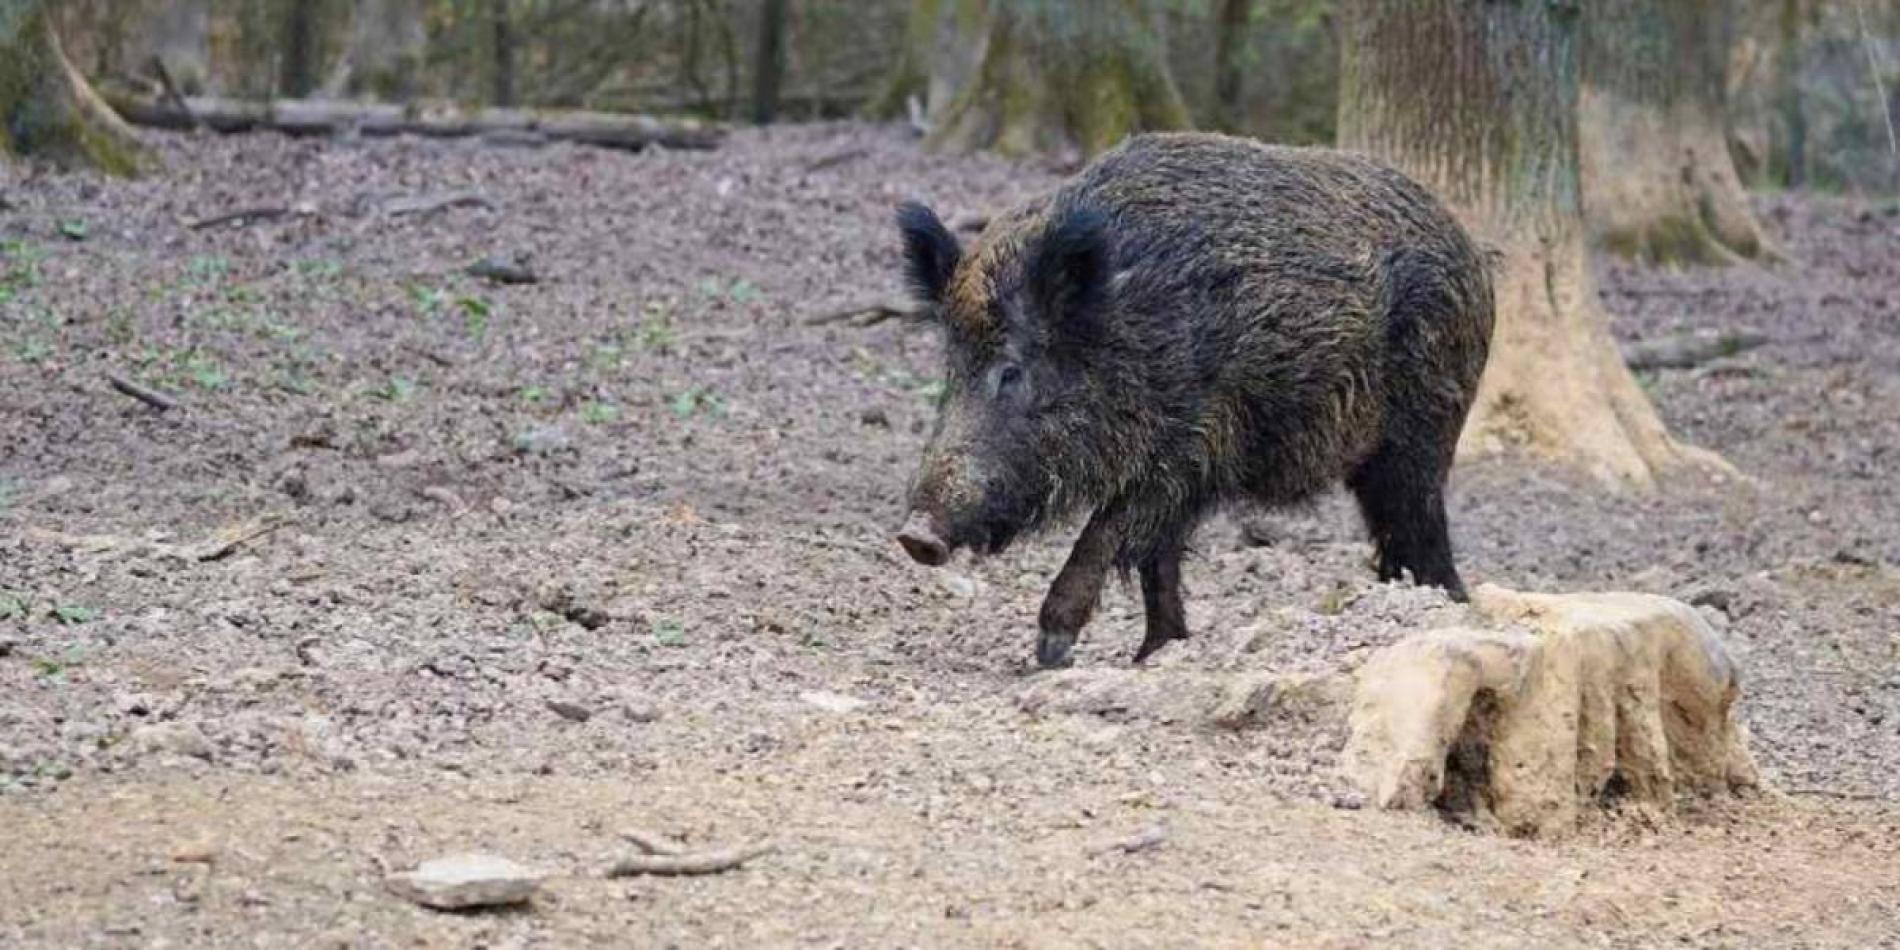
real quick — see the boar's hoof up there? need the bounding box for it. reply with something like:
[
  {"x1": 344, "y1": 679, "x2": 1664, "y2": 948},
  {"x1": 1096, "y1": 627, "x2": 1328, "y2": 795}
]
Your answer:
[
  {"x1": 1133, "y1": 632, "x2": 1185, "y2": 665},
  {"x1": 1036, "y1": 629, "x2": 1078, "y2": 669},
  {"x1": 897, "y1": 513, "x2": 951, "y2": 566}
]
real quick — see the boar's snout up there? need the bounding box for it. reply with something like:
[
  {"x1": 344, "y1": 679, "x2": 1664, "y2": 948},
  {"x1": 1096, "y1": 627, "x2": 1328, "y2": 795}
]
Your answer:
[{"x1": 896, "y1": 511, "x2": 952, "y2": 567}]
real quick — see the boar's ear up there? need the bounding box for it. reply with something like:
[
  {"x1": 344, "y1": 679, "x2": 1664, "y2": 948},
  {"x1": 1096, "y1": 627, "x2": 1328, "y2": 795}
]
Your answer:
[
  {"x1": 896, "y1": 201, "x2": 961, "y2": 305},
  {"x1": 1028, "y1": 205, "x2": 1110, "y2": 344}
]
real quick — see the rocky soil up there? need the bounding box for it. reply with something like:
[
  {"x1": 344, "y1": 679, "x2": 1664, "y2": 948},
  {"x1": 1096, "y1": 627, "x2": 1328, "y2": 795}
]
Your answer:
[{"x1": 2, "y1": 125, "x2": 1897, "y2": 946}]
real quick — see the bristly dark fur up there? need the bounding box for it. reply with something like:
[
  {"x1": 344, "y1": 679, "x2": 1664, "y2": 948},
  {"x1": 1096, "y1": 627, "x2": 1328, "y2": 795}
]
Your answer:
[{"x1": 895, "y1": 132, "x2": 1494, "y2": 666}]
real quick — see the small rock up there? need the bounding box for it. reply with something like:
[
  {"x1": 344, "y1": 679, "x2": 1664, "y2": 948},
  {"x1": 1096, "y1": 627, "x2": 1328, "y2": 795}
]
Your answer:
[
  {"x1": 131, "y1": 722, "x2": 215, "y2": 761},
  {"x1": 385, "y1": 854, "x2": 541, "y2": 910},
  {"x1": 938, "y1": 574, "x2": 978, "y2": 600},
  {"x1": 620, "y1": 703, "x2": 663, "y2": 724},
  {"x1": 859, "y1": 407, "x2": 890, "y2": 428},
  {"x1": 513, "y1": 425, "x2": 572, "y2": 457},
  {"x1": 799, "y1": 690, "x2": 870, "y2": 714},
  {"x1": 546, "y1": 699, "x2": 594, "y2": 723},
  {"x1": 467, "y1": 253, "x2": 538, "y2": 285},
  {"x1": 0, "y1": 638, "x2": 16, "y2": 658},
  {"x1": 1687, "y1": 586, "x2": 1734, "y2": 613}
]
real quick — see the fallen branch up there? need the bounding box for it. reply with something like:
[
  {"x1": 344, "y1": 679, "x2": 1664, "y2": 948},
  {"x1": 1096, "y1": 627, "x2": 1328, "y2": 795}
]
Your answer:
[
  {"x1": 385, "y1": 192, "x2": 494, "y2": 218},
  {"x1": 605, "y1": 837, "x2": 773, "y2": 877},
  {"x1": 1092, "y1": 824, "x2": 1169, "y2": 856},
  {"x1": 1622, "y1": 330, "x2": 1768, "y2": 371},
  {"x1": 188, "y1": 206, "x2": 296, "y2": 230},
  {"x1": 106, "y1": 374, "x2": 181, "y2": 412},
  {"x1": 148, "y1": 56, "x2": 198, "y2": 130},
  {"x1": 104, "y1": 93, "x2": 724, "y2": 153},
  {"x1": 803, "y1": 147, "x2": 870, "y2": 173},
  {"x1": 189, "y1": 516, "x2": 289, "y2": 562},
  {"x1": 618, "y1": 829, "x2": 688, "y2": 856},
  {"x1": 804, "y1": 299, "x2": 918, "y2": 328}
]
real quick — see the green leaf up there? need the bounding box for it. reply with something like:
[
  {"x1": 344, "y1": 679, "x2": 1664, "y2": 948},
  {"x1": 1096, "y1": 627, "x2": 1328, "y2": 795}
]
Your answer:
[
  {"x1": 58, "y1": 219, "x2": 89, "y2": 241},
  {"x1": 652, "y1": 619, "x2": 686, "y2": 647},
  {"x1": 51, "y1": 605, "x2": 98, "y2": 625}
]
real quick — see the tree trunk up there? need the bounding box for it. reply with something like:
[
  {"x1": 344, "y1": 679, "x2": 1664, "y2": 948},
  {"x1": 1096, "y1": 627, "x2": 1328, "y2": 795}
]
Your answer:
[
  {"x1": 1776, "y1": 0, "x2": 1808, "y2": 187},
  {"x1": 1338, "y1": 0, "x2": 1724, "y2": 488},
  {"x1": 489, "y1": 0, "x2": 516, "y2": 107},
  {"x1": 0, "y1": 0, "x2": 145, "y2": 173},
  {"x1": 322, "y1": 0, "x2": 426, "y2": 100},
  {"x1": 1211, "y1": 0, "x2": 1252, "y2": 132},
  {"x1": 920, "y1": 0, "x2": 1193, "y2": 158},
  {"x1": 279, "y1": 0, "x2": 321, "y2": 98},
  {"x1": 1580, "y1": 0, "x2": 1778, "y2": 265},
  {"x1": 751, "y1": 0, "x2": 788, "y2": 123}
]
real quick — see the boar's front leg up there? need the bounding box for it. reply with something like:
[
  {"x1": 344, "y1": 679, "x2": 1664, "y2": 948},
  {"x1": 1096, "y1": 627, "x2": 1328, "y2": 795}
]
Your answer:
[
  {"x1": 1134, "y1": 540, "x2": 1188, "y2": 663},
  {"x1": 1035, "y1": 509, "x2": 1121, "y2": 669}
]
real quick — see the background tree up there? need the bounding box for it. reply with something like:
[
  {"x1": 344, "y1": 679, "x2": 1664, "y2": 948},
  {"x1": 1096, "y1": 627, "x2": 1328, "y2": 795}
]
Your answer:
[
  {"x1": 751, "y1": 0, "x2": 788, "y2": 123},
  {"x1": 0, "y1": 0, "x2": 144, "y2": 173},
  {"x1": 1579, "y1": 0, "x2": 1778, "y2": 264},
  {"x1": 882, "y1": 0, "x2": 1192, "y2": 157},
  {"x1": 1211, "y1": 0, "x2": 1254, "y2": 132},
  {"x1": 1338, "y1": 0, "x2": 1723, "y2": 487}
]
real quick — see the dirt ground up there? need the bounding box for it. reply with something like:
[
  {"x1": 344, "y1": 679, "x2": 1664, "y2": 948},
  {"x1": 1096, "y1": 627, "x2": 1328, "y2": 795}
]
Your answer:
[{"x1": 2, "y1": 125, "x2": 1898, "y2": 947}]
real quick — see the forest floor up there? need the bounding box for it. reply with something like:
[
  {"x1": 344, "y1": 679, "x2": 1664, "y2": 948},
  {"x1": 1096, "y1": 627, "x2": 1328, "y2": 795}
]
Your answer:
[{"x1": 1, "y1": 125, "x2": 1897, "y2": 947}]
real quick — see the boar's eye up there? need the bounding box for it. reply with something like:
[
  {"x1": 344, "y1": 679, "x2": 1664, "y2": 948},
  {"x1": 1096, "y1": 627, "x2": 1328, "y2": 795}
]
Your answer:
[{"x1": 989, "y1": 363, "x2": 1024, "y2": 400}]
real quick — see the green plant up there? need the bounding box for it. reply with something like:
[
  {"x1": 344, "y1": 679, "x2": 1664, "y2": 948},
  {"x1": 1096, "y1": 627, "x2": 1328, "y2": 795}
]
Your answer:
[
  {"x1": 50, "y1": 605, "x2": 98, "y2": 625},
  {"x1": 409, "y1": 284, "x2": 447, "y2": 315},
  {"x1": 519, "y1": 384, "x2": 551, "y2": 405},
  {"x1": 670, "y1": 386, "x2": 727, "y2": 419},
  {"x1": 186, "y1": 255, "x2": 230, "y2": 286},
  {"x1": 11, "y1": 338, "x2": 53, "y2": 364},
  {"x1": 370, "y1": 376, "x2": 417, "y2": 402},
  {"x1": 458, "y1": 296, "x2": 492, "y2": 340},
  {"x1": 182, "y1": 351, "x2": 229, "y2": 390},
  {"x1": 0, "y1": 591, "x2": 26, "y2": 620},
  {"x1": 634, "y1": 304, "x2": 677, "y2": 351},
  {"x1": 586, "y1": 342, "x2": 623, "y2": 372},
  {"x1": 580, "y1": 401, "x2": 620, "y2": 425},
  {"x1": 652, "y1": 619, "x2": 687, "y2": 647},
  {"x1": 57, "y1": 219, "x2": 88, "y2": 241}
]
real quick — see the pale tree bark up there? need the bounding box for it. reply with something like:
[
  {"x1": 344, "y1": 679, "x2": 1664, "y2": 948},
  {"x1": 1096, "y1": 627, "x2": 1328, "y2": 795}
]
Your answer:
[
  {"x1": 0, "y1": 0, "x2": 146, "y2": 173},
  {"x1": 321, "y1": 0, "x2": 427, "y2": 100},
  {"x1": 1339, "y1": 0, "x2": 1726, "y2": 489},
  {"x1": 889, "y1": 0, "x2": 1192, "y2": 158},
  {"x1": 1580, "y1": 0, "x2": 1779, "y2": 265}
]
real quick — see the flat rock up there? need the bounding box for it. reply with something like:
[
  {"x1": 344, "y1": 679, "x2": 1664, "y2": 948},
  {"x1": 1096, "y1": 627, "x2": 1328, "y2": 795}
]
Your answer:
[
  {"x1": 385, "y1": 854, "x2": 540, "y2": 910},
  {"x1": 798, "y1": 690, "x2": 869, "y2": 714}
]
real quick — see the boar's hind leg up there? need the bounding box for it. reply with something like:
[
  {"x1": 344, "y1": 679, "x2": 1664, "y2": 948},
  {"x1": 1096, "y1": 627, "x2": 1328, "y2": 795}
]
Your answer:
[
  {"x1": 1036, "y1": 511, "x2": 1121, "y2": 669},
  {"x1": 1347, "y1": 448, "x2": 1466, "y2": 602},
  {"x1": 1134, "y1": 540, "x2": 1189, "y2": 664}
]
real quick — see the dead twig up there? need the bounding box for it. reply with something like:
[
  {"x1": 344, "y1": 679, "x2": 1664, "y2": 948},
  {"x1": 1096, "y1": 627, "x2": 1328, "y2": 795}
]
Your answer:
[
  {"x1": 385, "y1": 192, "x2": 495, "y2": 218},
  {"x1": 1092, "y1": 824, "x2": 1168, "y2": 857},
  {"x1": 107, "y1": 374, "x2": 181, "y2": 412},
  {"x1": 1621, "y1": 330, "x2": 1768, "y2": 372},
  {"x1": 605, "y1": 840, "x2": 773, "y2": 877},
  {"x1": 618, "y1": 829, "x2": 688, "y2": 856},
  {"x1": 187, "y1": 206, "x2": 297, "y2": 230},
  {"x1": 190, "y1": 516, "x2": 290, "y2": 562},
  {"x1": 803, "y1": 147, "x2": 870, "y2": 173},
  {"x1": 804, "y1": 299, "x2": 918, "y2": 328},
  {"x1": 147, "y1": 56, "x2": 198, "y2": 130}
]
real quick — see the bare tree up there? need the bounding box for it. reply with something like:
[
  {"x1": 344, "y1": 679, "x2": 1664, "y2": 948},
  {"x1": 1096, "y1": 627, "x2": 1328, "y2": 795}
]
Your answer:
[
  {"x1": 0, "y1": 0, "x2": 145, "y2": 173},
  {"x1": 883, "y1": 0, "x2": 1192, "y2": 157},
  {"x1": 1579, "y1": 0, "x2": 1778, "y2": 264},
  {"x1": 1211, "y1": 0, "x2": 1254, "y2": 132},
  {"x1": 1338, "y1": 0, "x2": 1725, "y2": 487},
  {"x1": 752, "y1": 0, "x2": 788, "y2": 123}
]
